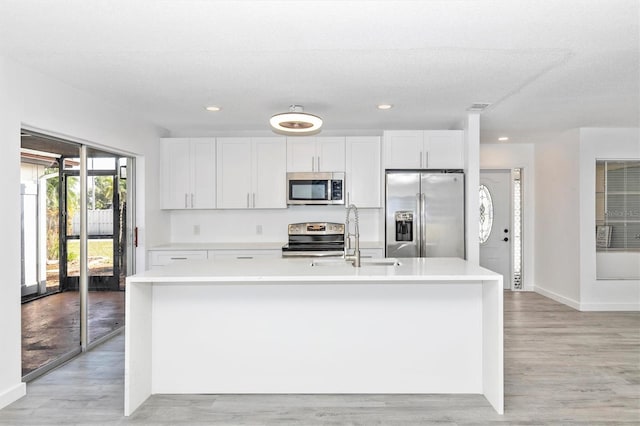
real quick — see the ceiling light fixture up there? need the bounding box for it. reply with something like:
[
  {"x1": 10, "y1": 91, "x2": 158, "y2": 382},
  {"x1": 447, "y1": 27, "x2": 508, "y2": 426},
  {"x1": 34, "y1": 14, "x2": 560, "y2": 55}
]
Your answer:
[
  {"x1": 498, "y1": 137, "x2": 509, "y2": 141},
  {"x1": 205, "y1": 105, "x2": 221, "y2": 112},
  {"x1": 377, "y1": 104, "x2": 393, "y2": 110},
  {"x1": 270, "y1": 105, "x2": 323, "y2": 136}
]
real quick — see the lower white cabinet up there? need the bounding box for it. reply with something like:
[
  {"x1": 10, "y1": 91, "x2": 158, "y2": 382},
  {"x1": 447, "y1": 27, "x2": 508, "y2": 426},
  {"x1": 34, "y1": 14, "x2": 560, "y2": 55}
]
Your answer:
[
  {"x1": 209, "y1": 249, "x2": 281, "y2": 260},
  {"x1": 149, "y1": 250, "x2": 208, "y2": 266},
  {"x1": 360, "y1": 248, "x2": 384, "y2": 259}
]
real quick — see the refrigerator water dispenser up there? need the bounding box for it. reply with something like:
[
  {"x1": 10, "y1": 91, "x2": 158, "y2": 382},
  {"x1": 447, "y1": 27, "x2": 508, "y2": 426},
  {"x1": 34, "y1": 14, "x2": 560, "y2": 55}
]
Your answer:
[{"x1": 395, "y1": 211, "x2": 414, "y2": 241}]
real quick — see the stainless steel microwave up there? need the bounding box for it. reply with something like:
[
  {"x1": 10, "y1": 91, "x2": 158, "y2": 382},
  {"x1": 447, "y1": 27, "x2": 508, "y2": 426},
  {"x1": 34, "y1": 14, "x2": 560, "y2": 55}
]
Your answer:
[{"x1": 286, "y1": 172, "x2": 345, "y2": 205}]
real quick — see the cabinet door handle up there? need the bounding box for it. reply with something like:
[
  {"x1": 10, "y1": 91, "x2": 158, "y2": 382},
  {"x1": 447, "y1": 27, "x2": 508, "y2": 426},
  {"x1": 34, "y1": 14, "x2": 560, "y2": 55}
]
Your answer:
[
  {"x1": 237, "y1": 256, "x2": 253, "y2": 259},
  {"x1": 317, "y1": 156, "x2": 320, "y2": 171},
  {"x1": 191, "y1": 193, "x2": 194, "y2": 208},
  {"x1": 425, "y1": 151, "x2": 429, "y2": 168},
  {"x1": 170, "y1": 257, "x2": 187, "y2": 260},
  {"x1": 252, "y1": 193, "x2": 256, "y2": 208},
  {"x1": 311, "y1": 157, "x2": 315, "y2": 171},
  {"x1": 246, "y1": 193, "x2": 250, "y2": 208},
  {"x1": 184, "y1": 193, "x2": 188, "y2": 208}
]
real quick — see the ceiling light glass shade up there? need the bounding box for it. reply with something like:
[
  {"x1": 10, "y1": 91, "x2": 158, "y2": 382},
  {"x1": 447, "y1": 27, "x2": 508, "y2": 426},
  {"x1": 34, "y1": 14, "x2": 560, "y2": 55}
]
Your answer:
[{"x1": 270, "y1": 105, "x2": 323, "y2": 136}]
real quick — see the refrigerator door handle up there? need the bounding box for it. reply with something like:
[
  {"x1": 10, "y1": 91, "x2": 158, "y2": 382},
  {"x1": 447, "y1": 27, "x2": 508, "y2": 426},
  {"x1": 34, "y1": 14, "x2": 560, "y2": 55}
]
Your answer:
[
  {"x1": 416, "y1": 192, "x2": 422, "y2": 257},
  {"x1": 421, "y1": 192, "x2": 427, "y2": 257}
]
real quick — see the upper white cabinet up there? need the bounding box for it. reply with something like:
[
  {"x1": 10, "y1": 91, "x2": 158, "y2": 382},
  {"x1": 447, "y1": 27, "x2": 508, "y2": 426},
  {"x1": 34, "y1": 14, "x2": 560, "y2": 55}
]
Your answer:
[
  {"x1": 287, "y1": 137, "x2": 345, "y2": 172},
  {"x1": 383, "y1": 130, "x2": 464, "y2": 169},
  {"x1": 425, "y1": 130, "x2": 465, "y2": 169},
  {"x1": 217, "y1": 137, "x2": 287, "y2": 209},
  {"x1": 345, "y1": 136, "x2": 381, "y2": 208},
  {"x1": 160, "y1": 138, "x2": 216, "y2": 209}
]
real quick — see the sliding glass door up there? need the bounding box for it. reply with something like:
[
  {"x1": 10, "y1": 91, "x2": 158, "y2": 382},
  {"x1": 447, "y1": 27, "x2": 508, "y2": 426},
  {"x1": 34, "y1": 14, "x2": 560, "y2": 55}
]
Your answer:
[{"x1": 20, "y1": 131, "x2": 134, "y2": 379}]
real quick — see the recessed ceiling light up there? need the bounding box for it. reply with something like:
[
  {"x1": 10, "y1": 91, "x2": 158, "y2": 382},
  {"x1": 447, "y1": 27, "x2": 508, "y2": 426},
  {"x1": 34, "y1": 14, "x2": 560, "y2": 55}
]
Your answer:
[
  {"x1": 205, "y1": 106, "x2": 221, "y2": 112},
  {"x1": 498, "y1": 137, "x2": 509, "y2": 141},
  {"x1": 377, "y1": 104, "x2": 393, "y2": 110}
]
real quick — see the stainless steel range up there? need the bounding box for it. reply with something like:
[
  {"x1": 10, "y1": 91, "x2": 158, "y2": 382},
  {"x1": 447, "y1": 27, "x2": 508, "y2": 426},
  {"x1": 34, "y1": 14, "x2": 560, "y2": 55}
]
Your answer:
[{"x1": 281, "y1": 222, "x2": 345, "y2": 258}]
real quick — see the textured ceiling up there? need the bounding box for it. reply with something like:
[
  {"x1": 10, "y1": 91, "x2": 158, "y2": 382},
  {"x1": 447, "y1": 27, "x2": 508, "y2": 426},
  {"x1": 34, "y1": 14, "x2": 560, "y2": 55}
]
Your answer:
[{"x1": 0, "y1": 0, "x2": 638, "y2": 143}]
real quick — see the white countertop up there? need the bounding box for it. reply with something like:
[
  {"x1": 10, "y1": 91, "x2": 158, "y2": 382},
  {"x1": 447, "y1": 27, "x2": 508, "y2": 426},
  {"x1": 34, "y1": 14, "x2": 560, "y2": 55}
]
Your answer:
[
  {"x1": 128, "y1": 257, "x2": 501, "y2": 283},
  {"x1": 148, "y1": 241, "x2": 385, "y2": 251}
]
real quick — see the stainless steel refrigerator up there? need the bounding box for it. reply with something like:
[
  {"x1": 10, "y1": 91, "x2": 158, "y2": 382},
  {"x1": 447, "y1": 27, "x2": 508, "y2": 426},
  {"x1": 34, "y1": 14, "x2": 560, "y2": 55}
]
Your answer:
[{"x1": 385, "y1": 171, "x2": 465, "y2": 258}]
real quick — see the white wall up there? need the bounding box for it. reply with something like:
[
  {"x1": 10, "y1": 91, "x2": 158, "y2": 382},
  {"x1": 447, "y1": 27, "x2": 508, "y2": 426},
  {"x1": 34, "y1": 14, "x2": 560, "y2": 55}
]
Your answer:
[
  {"x1": 533, "y1": 130, "x2": 582, "y2": 309},
  {"x1": 0, "y1": 56, "x2": 26, "y2": 409},
  {"x1": 170, "y1": 206, "x2": 381, "y2": 243},
  {"x1": 480, "y1": 143, "x2": 535, "y2": 291},
  {"x1": 0, "y1": 55, "x2": 167, "y2": 409},
  {"x1": 578, "y1": 128, "x2": 640, "y2": 310},
  {"x1": 16, "y1": 60, "x2": 170, "y2": 268}
]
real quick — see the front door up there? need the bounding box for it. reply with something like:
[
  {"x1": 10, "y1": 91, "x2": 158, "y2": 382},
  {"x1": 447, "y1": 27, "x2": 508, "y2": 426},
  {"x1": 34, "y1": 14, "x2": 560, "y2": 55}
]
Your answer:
[{"x1": 480, "y1": 170, "x2": 511, "y2": 289}]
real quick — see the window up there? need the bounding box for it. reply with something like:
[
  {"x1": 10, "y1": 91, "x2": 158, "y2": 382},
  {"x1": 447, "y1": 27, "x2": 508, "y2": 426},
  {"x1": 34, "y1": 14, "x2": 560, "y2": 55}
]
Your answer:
[
  {"x1": 596, "y1": 160, "x2": 640, "y2": 250},
  {"x1": 513, "y1": 169, "x2": 523, "y2": 290}
]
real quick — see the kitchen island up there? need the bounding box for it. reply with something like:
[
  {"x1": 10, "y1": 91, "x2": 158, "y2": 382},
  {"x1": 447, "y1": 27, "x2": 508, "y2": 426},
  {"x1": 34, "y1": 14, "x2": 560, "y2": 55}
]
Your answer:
[{"x1": 125, "y1": 257, "x2": 503, "y2": 415}]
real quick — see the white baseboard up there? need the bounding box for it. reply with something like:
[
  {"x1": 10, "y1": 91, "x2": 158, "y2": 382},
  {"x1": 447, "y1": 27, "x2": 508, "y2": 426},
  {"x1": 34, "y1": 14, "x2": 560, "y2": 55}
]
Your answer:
[
  {"x1": 0, "y1": 382, "x2": 26, "y2": 410},
  {"x1": 535, "y1": 286, "x2": 640, "y2": 311},
  {"x1": 578, "y1": 302, "x2": 640, "y2": 312},
  {"x1": 534, "y1": 286, "x2": 581, "y2": 310}
]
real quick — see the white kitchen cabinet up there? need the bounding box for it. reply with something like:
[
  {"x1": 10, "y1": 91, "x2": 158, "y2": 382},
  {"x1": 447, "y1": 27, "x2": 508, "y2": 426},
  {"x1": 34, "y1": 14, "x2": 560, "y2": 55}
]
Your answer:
[
  {"x1": 208, "y1": 249, "x2": 281, "y2": 260},
  {"x1": 383, "y1": 131, "x2": 423, "y2": 169},
  {"x1": 425, "y1": 130, "x2": 464, "y2": 169},
  {"x1": 217, "y1": 137, "x2": 286, "y2": 209},
  {"x1": 360, "y1": 248, "x2": 384, "y2": 259},
  {"x1": 345, "y1": 136, "x2": 381, "y2": 208},
  {"x1": 383, "y1": 130, "x2": 464, "y2": 169},
  {"x1": 286, "y1": 137, "x2": 345, "y2": 172},
  {"x1": 149, "y1": 250, "x2": 208, "y2": 266},
  {"x1": 160, "y1": 138, "x2": 216, "y2": 209},
  {"x1": 253, "y1": 138, "x2": 287, "y2": 208}
]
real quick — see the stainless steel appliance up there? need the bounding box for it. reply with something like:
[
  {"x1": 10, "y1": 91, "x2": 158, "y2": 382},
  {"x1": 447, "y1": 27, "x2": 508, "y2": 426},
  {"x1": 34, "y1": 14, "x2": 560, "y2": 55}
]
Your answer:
[
  {"x1": 281, "y1": 222, "x2": 345, "y2": 257},
  {"x1": 385, "y1": 170, "x2": 465, "y2": 258},
  {"x1": 286, "y1": 172, "x2": 345, "y2": 205}
]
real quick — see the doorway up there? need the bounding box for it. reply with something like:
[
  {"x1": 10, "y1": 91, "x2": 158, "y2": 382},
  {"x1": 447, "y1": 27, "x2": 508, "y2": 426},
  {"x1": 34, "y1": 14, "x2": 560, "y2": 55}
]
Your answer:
[
  {"x1": 59, "y1": 154, "x2": 127, "y2": 292},
  {"x1": 20, "y1": 131, "x2": 134, "y2": 379},
  {"x1": 479, "y1": 169, "x2": 524, "y2": 290}
]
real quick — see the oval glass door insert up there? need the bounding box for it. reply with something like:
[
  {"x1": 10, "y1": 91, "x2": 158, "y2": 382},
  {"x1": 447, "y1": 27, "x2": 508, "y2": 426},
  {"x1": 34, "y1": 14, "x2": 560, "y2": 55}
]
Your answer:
[{"x1": 479, "y1": 184, "x2": 494, "y2": 244}]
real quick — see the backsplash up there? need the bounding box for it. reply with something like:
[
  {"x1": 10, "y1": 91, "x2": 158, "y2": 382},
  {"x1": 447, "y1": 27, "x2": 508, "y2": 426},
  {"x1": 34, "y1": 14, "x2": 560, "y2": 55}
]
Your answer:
[{"x1": 169, "y1": 206, "x2": 383, "y2": 243}]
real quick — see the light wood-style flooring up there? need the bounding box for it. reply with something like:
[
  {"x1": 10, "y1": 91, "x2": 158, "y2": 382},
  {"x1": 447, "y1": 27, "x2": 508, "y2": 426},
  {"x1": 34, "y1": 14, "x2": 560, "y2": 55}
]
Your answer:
[{"x1": 1, "y1": 291, "x2": 639, "y2": 425}]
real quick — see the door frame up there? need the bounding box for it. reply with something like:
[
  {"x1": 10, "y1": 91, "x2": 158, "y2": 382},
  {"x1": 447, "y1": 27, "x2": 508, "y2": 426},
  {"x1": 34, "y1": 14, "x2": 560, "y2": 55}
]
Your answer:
[{"x1": 20, "y1": 126, "x2": 137, "y2": 381}]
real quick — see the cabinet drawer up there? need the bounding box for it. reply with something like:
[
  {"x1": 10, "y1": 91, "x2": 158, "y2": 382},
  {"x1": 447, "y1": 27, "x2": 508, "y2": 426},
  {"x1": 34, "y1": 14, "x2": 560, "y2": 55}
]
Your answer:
[
  {"x1": 209, "y1": 250, "x2": 281, "y2": 261},
  {"x1": 150, "y1": 250, "x2": 208, "y2": 266},
  {"x1": 360, "y1": 248, "x2": 384, "y2": 259}
]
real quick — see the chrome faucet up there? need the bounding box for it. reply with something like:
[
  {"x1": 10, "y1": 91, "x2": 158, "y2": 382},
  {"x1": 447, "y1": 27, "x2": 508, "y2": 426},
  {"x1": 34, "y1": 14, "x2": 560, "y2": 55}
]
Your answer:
[{"x1": 344, "y1": 204, "x2": 361, "y2": 267}]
